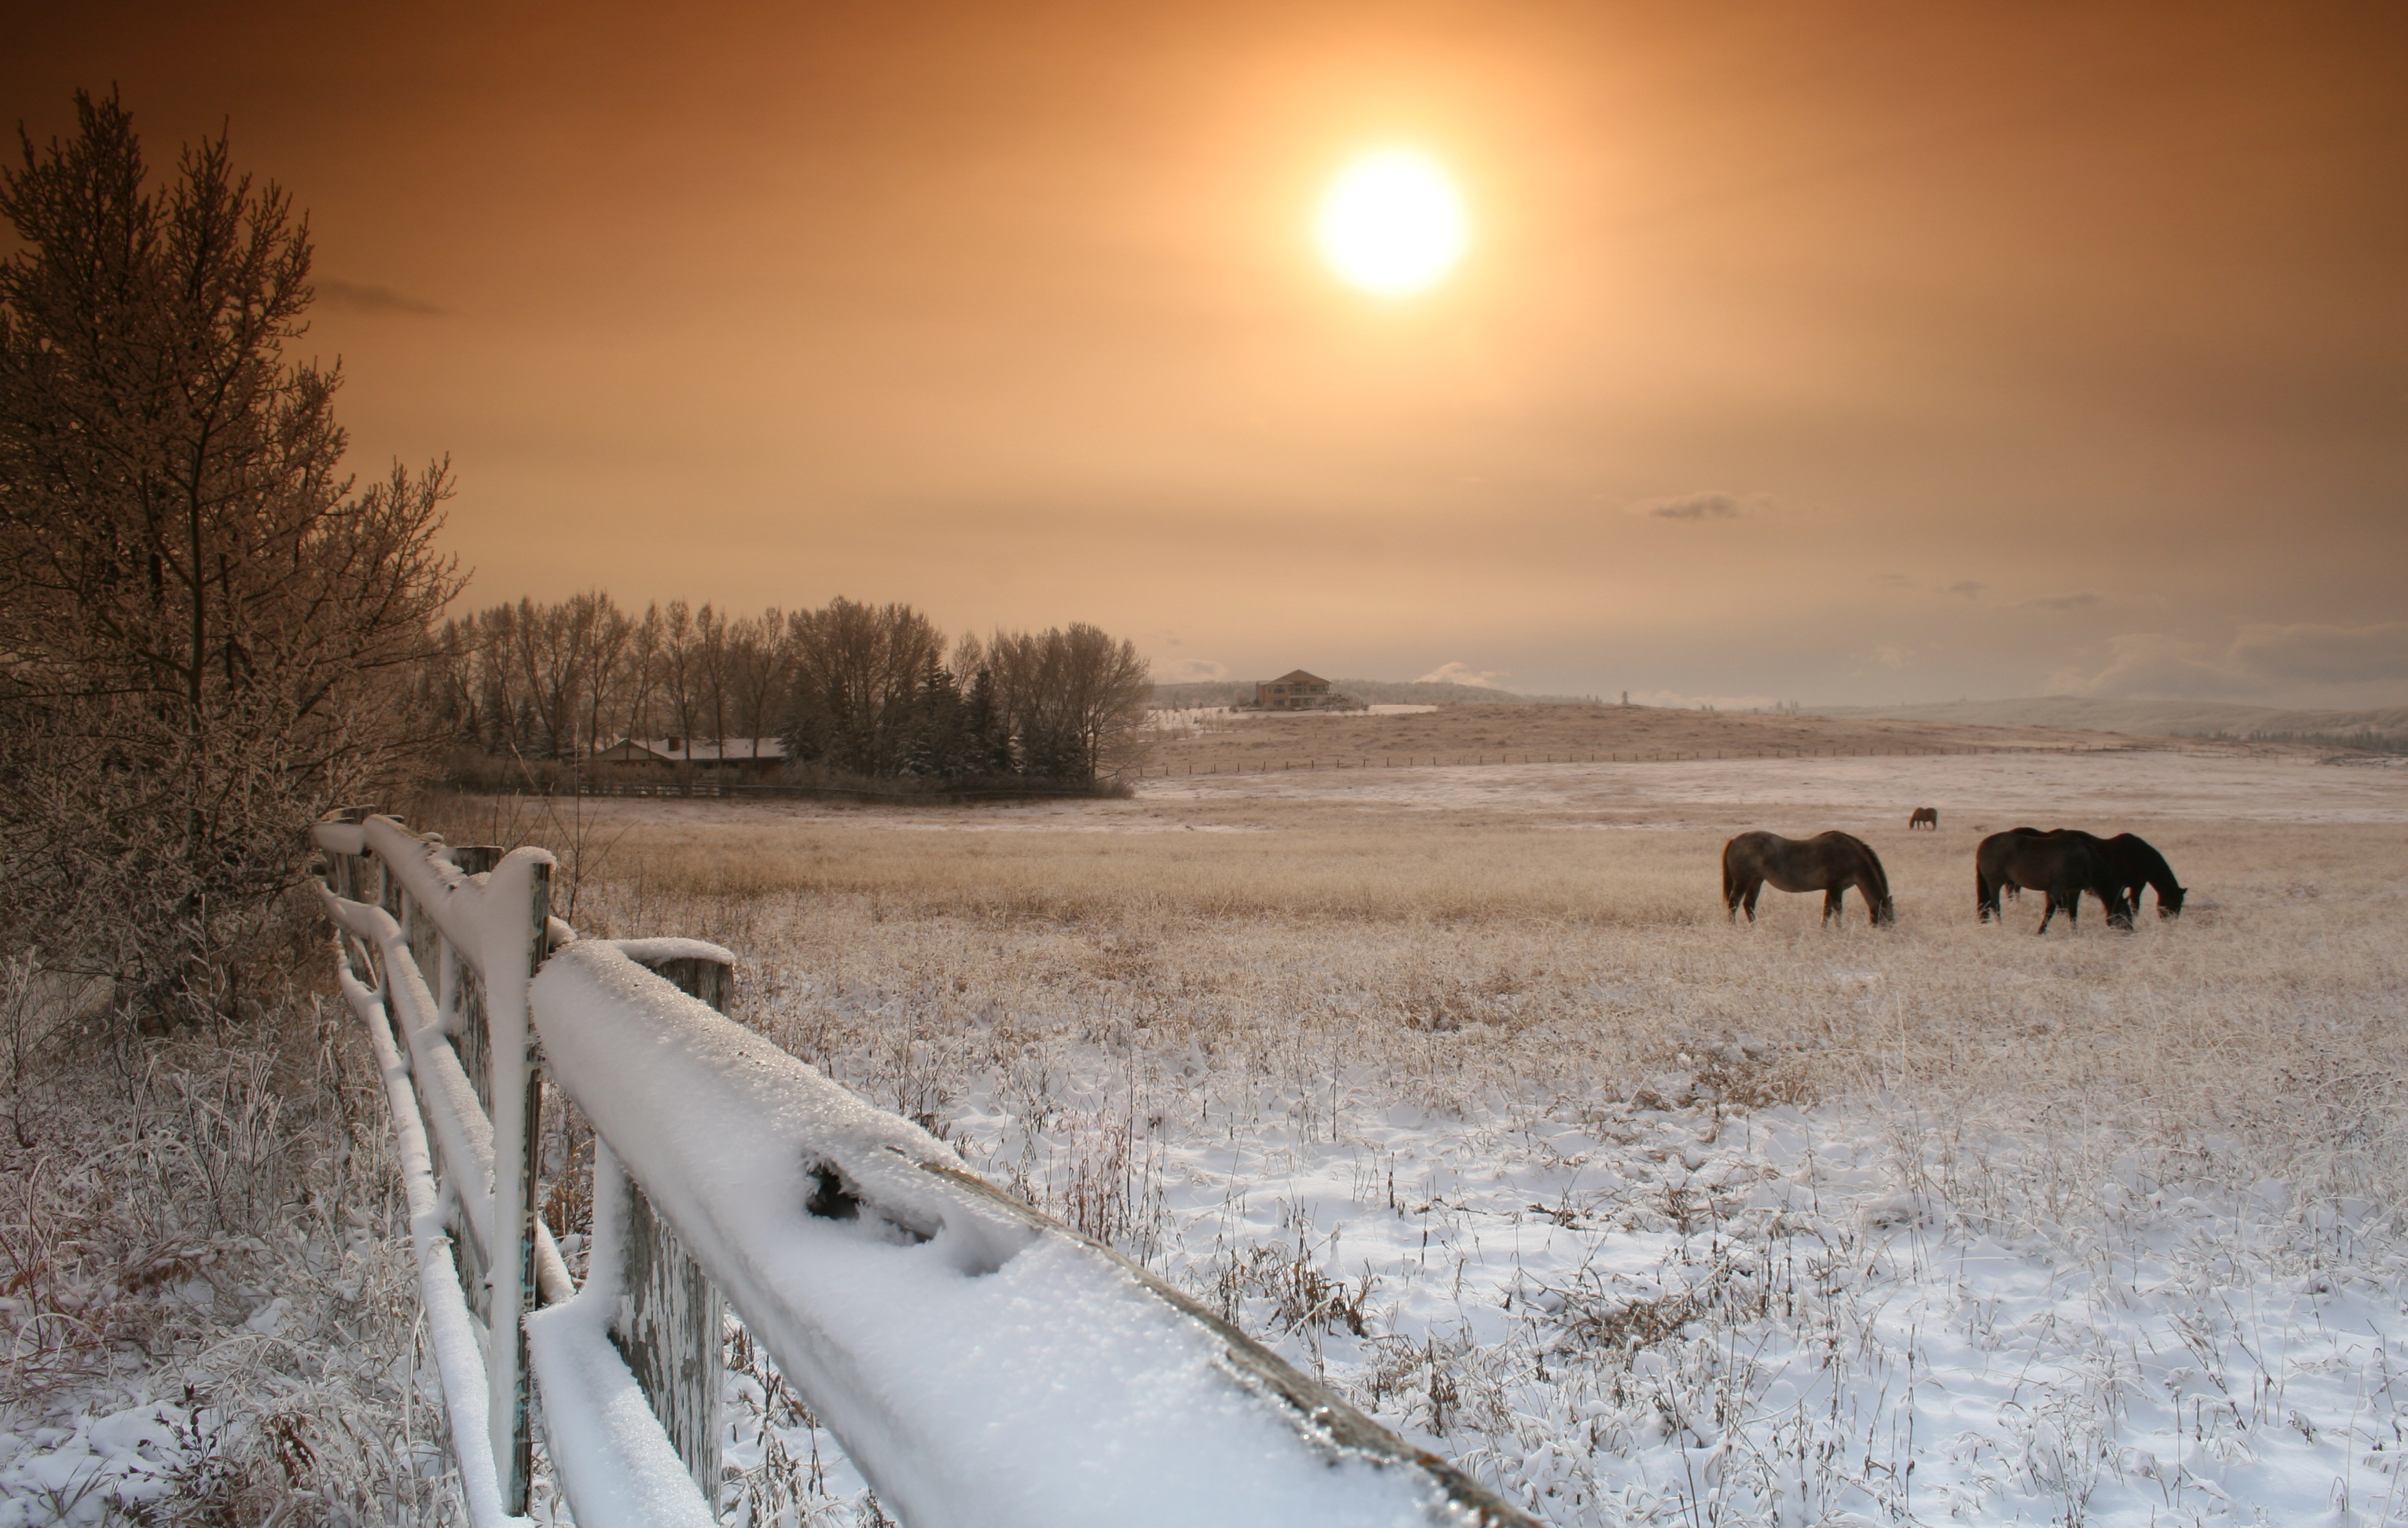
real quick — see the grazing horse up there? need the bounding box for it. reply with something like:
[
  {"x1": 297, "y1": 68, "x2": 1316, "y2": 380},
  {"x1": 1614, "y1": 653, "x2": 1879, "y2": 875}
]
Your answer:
[
  {"x1": 1724, "y1": 831, "x2": 1896, "y2": 927},
  {"x1": 1996, "y1": 827, "x2": 2185, "y2": 917},
  {"x1": 2096, "y1": 832, "x2": 2186, "y2": 917},
  {"x1": 1907, "y1": 807, "x2": 1939, "y2": 830},
  {"x1": 1976, "y1": 830, "x2": 2132, "y2": 933}
]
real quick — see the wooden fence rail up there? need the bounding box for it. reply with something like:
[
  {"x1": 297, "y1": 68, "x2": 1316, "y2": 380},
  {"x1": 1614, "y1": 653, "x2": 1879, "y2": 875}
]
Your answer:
[{"x1": 313, "y1": 812, "x2": 1538, "y2": 1528}]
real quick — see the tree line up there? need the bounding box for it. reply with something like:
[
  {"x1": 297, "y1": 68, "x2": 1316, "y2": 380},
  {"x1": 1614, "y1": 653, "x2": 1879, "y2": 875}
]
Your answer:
[{"x1": 423, "y1": 593, "x2": 1152, "y2": 787}]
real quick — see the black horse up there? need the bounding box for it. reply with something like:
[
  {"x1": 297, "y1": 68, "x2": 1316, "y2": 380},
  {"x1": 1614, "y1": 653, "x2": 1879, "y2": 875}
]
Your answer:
[
  {"x1": 1976, "y1": 830, "x2": 2132, "y2": 933},
  {"x1": 1724, "y1": 831, "x2": 1895, "y2": 927},
  {"x1": 2096, "y1": 832, "x2": 2186, "y2": 917},
  {"x1": 1995, "y1": 828, "x2": 2186, "y2": 918}
]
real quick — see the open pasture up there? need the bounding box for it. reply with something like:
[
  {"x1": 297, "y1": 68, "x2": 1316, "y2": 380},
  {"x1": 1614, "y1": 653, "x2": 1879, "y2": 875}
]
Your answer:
[
  {"x1": 1137, "y1": 700, "x2": 2260, "y2": 778},
  {"x1": 456, "y1": 749, "x2": 2408, "y2": 1526}
]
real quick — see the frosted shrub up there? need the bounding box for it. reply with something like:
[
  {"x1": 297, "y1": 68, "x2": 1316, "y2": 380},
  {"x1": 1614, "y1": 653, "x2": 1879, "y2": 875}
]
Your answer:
[{"x1": 0, "y1": 957, "x2": 452, "y2": 1526}]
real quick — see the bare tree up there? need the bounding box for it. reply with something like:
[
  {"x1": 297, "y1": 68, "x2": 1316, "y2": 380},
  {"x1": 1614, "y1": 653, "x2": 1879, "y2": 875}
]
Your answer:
[
  {"x1": 726, "y1": 608, "x2": 790, "y2": 758},
  {"x1": 0, "y1": 92, "x2": 461, "y2": 1028},
  {"x1": 783, "y1": 597, "x2": 947, "y2": 778},
  {"x1": 694, "y1": 603, "x2": 731, "y2": 748},
  {"x1": 616, "y1": 601, "x2": 665, "y2": 746},
  {"x1": 979, "y1": 624, "x2": 1152, "y2": 784},
  {"x1": 661, "y1": 600, "x2": 701, "y2": 742},
  {"x1": 571, "y1": 591, "x2": 632, "y2": 760}
]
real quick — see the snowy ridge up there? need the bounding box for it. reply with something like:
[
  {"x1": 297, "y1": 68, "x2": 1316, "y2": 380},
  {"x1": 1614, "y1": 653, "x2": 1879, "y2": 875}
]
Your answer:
[
  {"x1": 607, "y1": 936, "x2": 740, "y2": 968},
  {"x1": 532, "y1": 938, "x2": 1529, "y2": 1528}
]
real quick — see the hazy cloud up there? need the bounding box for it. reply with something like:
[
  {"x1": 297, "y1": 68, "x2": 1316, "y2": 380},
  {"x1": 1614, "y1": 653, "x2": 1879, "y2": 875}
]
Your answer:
[
  {"x1": 2022, "y1": 592, "x2": 2102, "y2": 611},
  {"x1": 1157, "y1": 657, "x2": 1227, "y2": 683},
  {"x1": 1418, "y1": 661, "x2": 1508, "y2": 687},
  {"x1": 1948, "y1": 580, "x2": 1987, "y2": 599},
  {"x1": 2229, "y1": 620, "x2": 2408, "y2": 683},
  {"x1": 2047, "y1": 634, "x2": 2255, "y2": 698},
  {"x1": 1630, "y1": 490, "x2": 1754, "y2": 522},
  {"x1": 1873, "y1": 572, "x2": 1913, "y2": 588},
  {"x1": 2049, "y1": 621, "x2": 2408, "y2": 698},
  {"x1": 315, "y1": 278, "x2": 445, "y2": 316}
]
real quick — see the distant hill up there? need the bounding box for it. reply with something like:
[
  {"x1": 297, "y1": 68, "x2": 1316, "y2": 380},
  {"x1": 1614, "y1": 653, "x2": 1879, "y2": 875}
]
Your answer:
[
  {"x1": 1814, "y1": 696, "x2": 2408, "y2": 746},
  {"x1": 1150, "y1": 678, "x2": 1603, "y2": 709}
]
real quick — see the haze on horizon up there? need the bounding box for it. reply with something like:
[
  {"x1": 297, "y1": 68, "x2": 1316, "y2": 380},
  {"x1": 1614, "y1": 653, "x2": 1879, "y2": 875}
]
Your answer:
[{"x1": 10, "y1": 1, "x2": 2403, "y2": 709}]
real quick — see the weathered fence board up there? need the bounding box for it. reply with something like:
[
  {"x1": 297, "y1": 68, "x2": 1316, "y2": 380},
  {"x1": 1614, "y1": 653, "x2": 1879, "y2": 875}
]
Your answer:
[{"x1": 610, "y1": 940, "x2": 733, "y2": 1493}]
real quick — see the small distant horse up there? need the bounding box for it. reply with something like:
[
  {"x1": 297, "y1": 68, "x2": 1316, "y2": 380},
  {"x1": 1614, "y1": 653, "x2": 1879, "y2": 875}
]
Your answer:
[
  {"x1": 1995, "y1": 827, "x2": 2185, "y2": 917},
  {"x1": 1976, "y1": 830, "x2": 2132, "y2": 933},
  {"x1": 1724, "y1": 831, "x2": 1896, "y2": 927},
  {"x1": 1908, "y1": 807, "x2": 1939, "y2": 830}
]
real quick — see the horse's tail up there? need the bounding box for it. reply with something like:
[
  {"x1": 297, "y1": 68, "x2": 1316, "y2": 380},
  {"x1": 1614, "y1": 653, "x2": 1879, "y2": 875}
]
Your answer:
[{"x1": 1721, "y1": 842, "x2": 1739, "y2": 911}]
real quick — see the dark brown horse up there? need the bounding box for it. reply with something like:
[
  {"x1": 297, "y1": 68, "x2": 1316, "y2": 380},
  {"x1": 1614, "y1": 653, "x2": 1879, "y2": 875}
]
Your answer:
[
  {"x1": 1724, "y1": 831, "x2": 1895, "y2": 927},
  {"x1": 1994, "y1": 827, "x2": 2185, "y2": 917},
  {"x1": 1908, "y1": 807, "x2": 1938, "y2": 830},
  {"x1": 1976, "y1": 830, "x2": 2133, "y2": 933},
  {"x1": 2096, "y1": 832, "x2": 2185, "y2": 917}
]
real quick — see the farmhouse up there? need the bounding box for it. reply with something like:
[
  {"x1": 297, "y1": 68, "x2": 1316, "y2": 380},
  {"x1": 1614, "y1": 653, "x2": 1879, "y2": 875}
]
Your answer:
[
  {"x1": 1253, "y1": 670, "x2": 1356, "y2": 711},
  {"x1": 590, "y1": 736, "x2": 787, "y2": 772}
]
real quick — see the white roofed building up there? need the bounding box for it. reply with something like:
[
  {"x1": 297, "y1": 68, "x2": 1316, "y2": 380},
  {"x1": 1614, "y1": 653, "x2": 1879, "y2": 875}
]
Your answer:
[{"x1": 590, "y1": 736, "x2": 787, "y2": 770}]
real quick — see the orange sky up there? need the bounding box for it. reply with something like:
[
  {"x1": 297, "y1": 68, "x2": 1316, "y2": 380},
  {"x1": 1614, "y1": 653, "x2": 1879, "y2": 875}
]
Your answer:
[{"x1": 9, "y1": 0, "x2": 2405, "y2": 705}]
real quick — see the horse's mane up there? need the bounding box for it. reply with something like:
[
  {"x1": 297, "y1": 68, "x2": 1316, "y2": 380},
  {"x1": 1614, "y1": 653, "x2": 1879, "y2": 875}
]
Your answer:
[
  {"x1": 1854, "y1": 837, "x2": 1892, "y2": 904},
  {"x1": 2112, "y1": 834, "x2": 2177, "y2": 891}
]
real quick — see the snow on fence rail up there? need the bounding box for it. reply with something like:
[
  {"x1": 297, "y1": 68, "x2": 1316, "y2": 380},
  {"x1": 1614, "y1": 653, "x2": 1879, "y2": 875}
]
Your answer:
[{"x1": 310, "y1": 810, "x2": 1537, "y2": 1528}]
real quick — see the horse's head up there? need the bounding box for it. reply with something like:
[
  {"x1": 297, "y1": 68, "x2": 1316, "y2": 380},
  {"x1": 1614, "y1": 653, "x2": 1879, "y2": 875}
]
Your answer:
[
  {"x1": 2159, "y1": 885, "x2": 2187, "y2": 917},
  {"x1": 1874, "y1": 895, "x2": 1897, "y2": 927}
]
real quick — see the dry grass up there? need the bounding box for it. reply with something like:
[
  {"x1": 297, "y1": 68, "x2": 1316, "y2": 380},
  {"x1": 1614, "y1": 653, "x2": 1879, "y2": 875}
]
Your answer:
[
  {"x1": 1139, "y1": 702, "x2": 2279, "y2": 777},
  {"x1": 525, "y1": 806, "x2": 2404, "y2": 1141},
  {"x1": 401, "y1": 785, "x2": 2408, "y2": 1199}
]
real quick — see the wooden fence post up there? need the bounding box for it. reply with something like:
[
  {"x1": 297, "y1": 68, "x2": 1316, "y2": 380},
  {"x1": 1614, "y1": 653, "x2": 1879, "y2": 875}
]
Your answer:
[
  {"x1": 614, "y1": 949, "x2": 732, "y2": 1496},
  {"x1": 447, "y1": 848, "x2": 504, "y2": 1113},
  {"x1": 485, "y1": 855, "x2": 552, "y2": 1516}
]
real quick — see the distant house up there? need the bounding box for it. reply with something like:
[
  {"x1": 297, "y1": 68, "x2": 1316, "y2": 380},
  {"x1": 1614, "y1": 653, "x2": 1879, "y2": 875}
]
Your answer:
[
  {"x1": 590, "y1": 736, "x2": 787, "y2": 772},
  {"x1": 1252, "y1": 671, "x2": 1355, "y2": 711}
]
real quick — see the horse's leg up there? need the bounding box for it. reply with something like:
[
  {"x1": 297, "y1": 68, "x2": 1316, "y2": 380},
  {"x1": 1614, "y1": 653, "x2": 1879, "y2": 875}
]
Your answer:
[
  {"x1": 1822, "y1": 888, "x2": 1843, "y2": 925},
  {"x1": 1977, "y1": 873, "x2": 1994, "y2": 922},
  {"x1": 1742, "y1": 881, "x2": 1761, "y2": 922},
  {"x1": 2036, "y1": 889, "x2": 2058, "y2": 934}
]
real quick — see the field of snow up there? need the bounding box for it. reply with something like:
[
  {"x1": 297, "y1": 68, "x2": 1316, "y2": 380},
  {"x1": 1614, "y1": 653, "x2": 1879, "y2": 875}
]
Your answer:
[
  {"x1": 483, "y1": 749, "x2": 2408, "y2": 1527},
  {"x1": 1132, "y1": 747, "x2": 2408, "y2": 824}
]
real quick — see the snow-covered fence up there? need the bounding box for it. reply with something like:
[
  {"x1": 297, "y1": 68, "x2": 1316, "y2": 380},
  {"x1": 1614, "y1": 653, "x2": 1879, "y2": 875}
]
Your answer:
[{"x1": 311, "y1": 812, "x2": 1538, "y2": 1528}]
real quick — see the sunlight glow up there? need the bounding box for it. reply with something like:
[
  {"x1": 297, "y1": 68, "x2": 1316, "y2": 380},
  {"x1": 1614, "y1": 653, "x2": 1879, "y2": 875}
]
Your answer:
[{"x1": 1316, "y1": 151, "x2": 1468, "y2": 296}]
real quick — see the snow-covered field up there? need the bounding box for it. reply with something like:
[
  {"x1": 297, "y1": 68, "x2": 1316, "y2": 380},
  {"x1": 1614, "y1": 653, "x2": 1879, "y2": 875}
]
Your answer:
[
  {"x1": 15, "y1": 753, "x2": 2390, "y2": 1525},
  {"x1": 531, "y1": 750, "x2": 2407, "y2": 1527}
]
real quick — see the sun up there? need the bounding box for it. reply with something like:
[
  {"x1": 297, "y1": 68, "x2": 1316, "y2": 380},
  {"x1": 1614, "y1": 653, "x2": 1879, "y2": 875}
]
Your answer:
[{"x1": 1316, "y1": 151, "x2": 1468, "y2": 296}]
